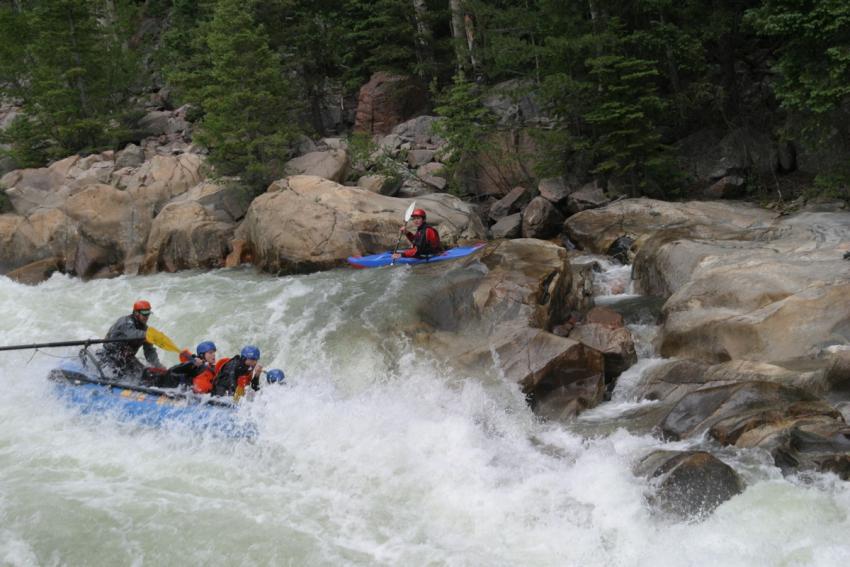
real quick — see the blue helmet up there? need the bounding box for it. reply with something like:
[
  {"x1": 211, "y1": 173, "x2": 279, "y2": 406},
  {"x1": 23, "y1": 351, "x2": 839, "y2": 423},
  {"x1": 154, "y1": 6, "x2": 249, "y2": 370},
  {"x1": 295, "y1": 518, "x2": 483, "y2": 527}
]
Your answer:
[
  {"x1": 240, "y1": 345, "x2": 260, "y2": 361},
  {"x1": 266, "y1": 369, "x2": 285, "y2": 384},
  {"x1": 196, "y1": 341, "x2": 216, "y2": 356}
]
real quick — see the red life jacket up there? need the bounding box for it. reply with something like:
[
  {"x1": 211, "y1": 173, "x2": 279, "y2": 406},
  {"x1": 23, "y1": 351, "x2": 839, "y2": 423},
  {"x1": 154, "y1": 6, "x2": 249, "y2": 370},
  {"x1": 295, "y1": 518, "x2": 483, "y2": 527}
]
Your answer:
[{"x1": 403, "y1": 224, "x2": 442, "y2": 258}]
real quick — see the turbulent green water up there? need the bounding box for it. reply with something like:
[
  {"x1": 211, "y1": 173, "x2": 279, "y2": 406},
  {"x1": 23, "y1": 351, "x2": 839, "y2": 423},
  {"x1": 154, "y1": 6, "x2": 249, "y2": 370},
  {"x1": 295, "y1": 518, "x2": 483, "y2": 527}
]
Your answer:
[{"x1": 1, "y1": 266, "x2": 849, "y2": 566}]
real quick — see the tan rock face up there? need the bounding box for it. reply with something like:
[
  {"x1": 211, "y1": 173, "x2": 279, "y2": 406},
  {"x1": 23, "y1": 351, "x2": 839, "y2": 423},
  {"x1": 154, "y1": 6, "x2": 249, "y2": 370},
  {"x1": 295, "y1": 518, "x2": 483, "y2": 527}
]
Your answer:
[
  {"x1": 141, "y1": 201, "x2": 235, "y2": 273},
  {"x1": 568, "y1": 199, "x2": 850, "y2": 365},
  {"x1": 413, "y1": 238, "x2": 606, "y2": 421},
  {"x1": 285, "y1": 150, "x2": 349, "y2": 183},
  {"x1": 7, "y1": 257, "x2": 63, "y2": 285},
  {"x1": 568, "y1": 322, "x2": 636, "y2": 380},
  {"x1": 564, "y1": 197, "x2": 775, "y2": 256},
  {"x1": 0, "y1": 210, "x2": 79, "y2": 273},
  {"x1": 419, "y1": 239, "x2": 573, "y2": 332},
  {"x1": 241, "y1": 175, "x2": 486, "y2": 274},
  {"x1": 353, "y1": 72, "x2": 429, "y2": 136},
  {"x1": 0, "y1": 149, "x2": 215, "y2": 277},
  {"x1": 647, "y1": 213, "x2": 850, "y2": 362}
]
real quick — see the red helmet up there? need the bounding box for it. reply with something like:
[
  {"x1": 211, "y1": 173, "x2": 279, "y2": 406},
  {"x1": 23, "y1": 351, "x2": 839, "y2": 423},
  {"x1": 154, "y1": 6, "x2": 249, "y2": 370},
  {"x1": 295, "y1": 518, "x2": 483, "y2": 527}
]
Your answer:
[
  {"x1": 133, "y1": 300, "x2": 152, "y2": 313},
  {"x1": 411, "y1": 208, "x2": 427, "y2": 219}
]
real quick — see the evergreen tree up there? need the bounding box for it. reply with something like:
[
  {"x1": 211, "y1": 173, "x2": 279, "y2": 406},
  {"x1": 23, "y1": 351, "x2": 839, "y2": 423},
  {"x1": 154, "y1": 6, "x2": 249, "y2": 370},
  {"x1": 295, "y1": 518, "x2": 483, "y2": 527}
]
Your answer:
[
  {"x1": 746, "y1": 0, "x2": 850, "y2": 115},
  {"x1": 1, "y1": 0, "x2": 139, "y2": 164},
  {"x1": 195, "y1": 0, "x2": 300, "y2": 191},
  {"x1": 433, "y1": 71, "x2": 496, "y2": 192}
]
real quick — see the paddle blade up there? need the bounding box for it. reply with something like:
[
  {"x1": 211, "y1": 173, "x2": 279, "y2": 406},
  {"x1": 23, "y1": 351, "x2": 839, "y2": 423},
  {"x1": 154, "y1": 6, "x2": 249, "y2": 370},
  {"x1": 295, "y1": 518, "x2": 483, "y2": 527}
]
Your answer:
[
  {"x1": 404, "y1": 201, "x2": 416, "y2": 222},
  {"x1": 146, "y1": 326, "x2": 181, "y2": 353}
]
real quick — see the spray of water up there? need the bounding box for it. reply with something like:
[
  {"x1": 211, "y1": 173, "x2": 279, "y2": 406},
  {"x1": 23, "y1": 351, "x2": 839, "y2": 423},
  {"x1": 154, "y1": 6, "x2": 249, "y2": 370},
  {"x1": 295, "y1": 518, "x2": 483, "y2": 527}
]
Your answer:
[{"x1": 1, "y1": 266, "x2": 849, "y2": 566}]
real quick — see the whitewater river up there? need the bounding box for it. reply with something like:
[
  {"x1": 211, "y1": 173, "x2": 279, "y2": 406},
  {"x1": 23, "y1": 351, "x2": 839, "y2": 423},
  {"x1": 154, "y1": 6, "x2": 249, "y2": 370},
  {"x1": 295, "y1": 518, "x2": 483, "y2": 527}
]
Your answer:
[{"x1": 1, "y1": 263, "x2": 849, "y2": 566}]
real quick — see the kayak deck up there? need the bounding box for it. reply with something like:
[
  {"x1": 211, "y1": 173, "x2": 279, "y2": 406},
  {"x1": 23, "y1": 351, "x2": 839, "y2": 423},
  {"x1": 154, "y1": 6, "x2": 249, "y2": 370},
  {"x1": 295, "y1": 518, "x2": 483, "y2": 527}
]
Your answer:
[{"x1": 347, "y1": 243, "x2": 485, "y2": 269}]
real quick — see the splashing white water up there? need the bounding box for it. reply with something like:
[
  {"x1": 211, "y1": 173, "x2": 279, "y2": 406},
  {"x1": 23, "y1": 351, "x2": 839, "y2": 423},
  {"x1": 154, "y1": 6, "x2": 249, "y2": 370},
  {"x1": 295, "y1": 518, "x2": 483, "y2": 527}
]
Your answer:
[{"x1": 1, "y1": 268, "x2": 849, "y2": 565}]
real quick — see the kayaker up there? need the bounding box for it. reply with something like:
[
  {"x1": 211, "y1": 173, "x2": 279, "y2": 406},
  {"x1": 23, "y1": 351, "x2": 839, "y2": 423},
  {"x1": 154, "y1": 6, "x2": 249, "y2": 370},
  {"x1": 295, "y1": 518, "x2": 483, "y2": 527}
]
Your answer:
[
  {"x1": 97, "y1": 300, "x2": 164, "y2": 381},
  {"x1": 211, "y1": 345, "x2": 263, "y2": 399},
  {"x1": 144, "y1": 340, "x2": 218, "y2": 390},
  {"x1": 391, "y1": 208, "x2": 443, "y2": 260}
]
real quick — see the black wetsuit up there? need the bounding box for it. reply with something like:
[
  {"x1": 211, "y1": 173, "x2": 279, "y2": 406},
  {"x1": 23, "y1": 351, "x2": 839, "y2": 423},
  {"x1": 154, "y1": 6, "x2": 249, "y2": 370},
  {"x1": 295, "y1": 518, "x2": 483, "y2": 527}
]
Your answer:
[
  {"x1": 96, "y1": 314, "x2": 161, "y2": 381},
  {"x1": 212, "y1": 355, "x2": 259, "y2": 397}
]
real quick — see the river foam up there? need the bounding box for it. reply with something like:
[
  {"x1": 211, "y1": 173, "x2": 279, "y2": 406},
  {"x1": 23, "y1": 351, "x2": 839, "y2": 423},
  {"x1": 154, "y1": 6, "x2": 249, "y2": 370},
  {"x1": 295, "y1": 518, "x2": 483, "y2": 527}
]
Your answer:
[{"x1": 1, "y1": 268, "x2": 849, "y2": 565}]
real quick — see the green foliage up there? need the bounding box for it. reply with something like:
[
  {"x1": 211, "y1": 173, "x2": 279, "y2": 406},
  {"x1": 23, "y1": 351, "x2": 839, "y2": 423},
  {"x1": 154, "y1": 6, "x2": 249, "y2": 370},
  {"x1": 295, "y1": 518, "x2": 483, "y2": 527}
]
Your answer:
[
  {"x1": 746, "y1": 0, "x2": 850, "y2": 114},
  {"x1": 1, "y1": 0, "x2": 141, "y2": 163},
  {"x1": 810, "y1": 172, "x2": 850, "y2": 202},
  {"x1": 2, "y1": 0, "x2": 849, "y2": 202},
  {"x1": 345, "y1": 132, "x2": 405, "y2": 186},
  {"x1": 0, "y1": 115, "x2": 49, "y2": 168},
  {"x1": 433, "y1": 73, "x2": 496, "y2": 191},
  {"x1": 192, "y1": 0, "x2": 300, "y2": 193},
  {"x1": 159, "y1": 0, "x2": 216, "y2": 108},
  {"x1": 583, "y1": 55, "x2": 671, "y2": 188}
]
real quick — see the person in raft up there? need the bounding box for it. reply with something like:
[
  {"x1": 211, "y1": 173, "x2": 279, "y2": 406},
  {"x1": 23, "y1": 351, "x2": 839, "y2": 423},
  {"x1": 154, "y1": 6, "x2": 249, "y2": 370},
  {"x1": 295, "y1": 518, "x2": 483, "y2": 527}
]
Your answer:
[
  {"x1": 391, "y1": 208, "x2": 443, "y2": 260},
  {"x1": 144, "y1": 340, "x2": 218, "y2": 390},
  {"x1": 265, "y1": 368, "x2": 286, "y2": 385},
  {"x1": 211, "y1": 345, "x2": 263, "y2": 399},
  {"x1": 97, "y1": 300, "x2": 164, "y2": 381}
]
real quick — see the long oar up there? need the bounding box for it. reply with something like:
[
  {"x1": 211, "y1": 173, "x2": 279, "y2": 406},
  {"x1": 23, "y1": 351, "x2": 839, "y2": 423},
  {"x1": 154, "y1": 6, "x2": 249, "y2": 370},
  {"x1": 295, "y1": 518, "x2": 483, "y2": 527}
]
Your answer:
[
  {"x1": 0, "y1": 327, "x2": 182, "y2": 354},
  {"x1": 0, "y1": 338, "x2": 141, "y2": 352},
  {"x1": 390, "y1": 201, "x2": 417, "y2": 266}
]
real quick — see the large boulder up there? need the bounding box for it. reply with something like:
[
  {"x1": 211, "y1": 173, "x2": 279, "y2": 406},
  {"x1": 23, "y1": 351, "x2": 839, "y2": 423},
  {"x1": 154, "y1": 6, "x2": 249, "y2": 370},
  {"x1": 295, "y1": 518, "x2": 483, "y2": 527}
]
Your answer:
[
  {"x1": 63, "y1": 183, "x2": 152, "y2": 274},
  {"x1": 390, "y1": 116, "x2": 445, "y2": 148},
  {"x1": 6, "y1": 257, "x2": 63, "y2": 285},
  {"x1": 239, "y1": 175, "x2": 486, "y2": 274},
  {"x1": 635, "y1": 450, "x2": 744, "y2": 520},
  {"x1": 564, "y1": 198, "x2": 775, "y2": 256},
  {"x1": 566, "y1": 182, "x2": 609, "y2": 215},
  {"x1": 490, "y1": 213, "x2": 522, "y2": 239},
  {"x1": 644, "y1": 212, "x2": 850, "y2": 362},
  {"x1": 419, "y1": 239, "x2": 574, "y2": 332},
  {"x1": 538, "y1": 177, "x2": 570, "y2": 208},
  {"x1": 567, "y1": 200, "x2": 850, "y2": 364},
  {"x1": 411, "y1": 238, "x2": 607, "y2": 420},
  {"x1": 1, "y1": 167, "x2": 69, "y2": 215},
  {"x1": 568, "y1": 321, "x2": 636, "y2": 380},
  {"x1": 169, "y1": 181, "x2": 249, "y2": 223},
  {"x1": 285, "y1": 149, "x2": 349, "y2": 183},
  {"x1": 637, "y1": 357, "x2": 838, "y2": 409},
  {"x1": 675, "y1": 127, "x2": 784, "y2": 186},
  {"x1": 773, "y1": 422, "x2": 850, "y2": 479},
  {"x1": 489, "y1": 186, "x2": 535, "y2": 222},
  {"x1": 660, "y1": 381, "x2": 842, "y2": 444},
  {"x1": 521, "y1": 196, "x2": 563, "y2": 239},
  {"x1": 458, "y1": 324, "x2": 605, "y2": 421},
  {"x1": 0, "y1": 209, "x2": 79, "y2": 274},
  {"x1": 0, "y1": 149, "x2": 214, "y2": 278},
  {"x1": 354, "y1": 72, "x2": 429, "y2": 136},
  {"x1": 119, "y1": 153, "x2": 204, "y2": 202},
  {"x1": 141, "y1": 201, "x2": 235, "y2": 273}
]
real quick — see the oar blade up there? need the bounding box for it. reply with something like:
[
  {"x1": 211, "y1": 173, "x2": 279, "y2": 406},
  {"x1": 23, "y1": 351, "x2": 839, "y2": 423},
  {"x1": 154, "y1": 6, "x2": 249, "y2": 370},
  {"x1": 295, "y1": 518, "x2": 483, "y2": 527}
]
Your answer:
[
  {"x1": 404, "y1": 201, "x2": 416, "y2": 222},
  {"x1": 146, "y1": 326, "x2": 181, "y2": 353}
]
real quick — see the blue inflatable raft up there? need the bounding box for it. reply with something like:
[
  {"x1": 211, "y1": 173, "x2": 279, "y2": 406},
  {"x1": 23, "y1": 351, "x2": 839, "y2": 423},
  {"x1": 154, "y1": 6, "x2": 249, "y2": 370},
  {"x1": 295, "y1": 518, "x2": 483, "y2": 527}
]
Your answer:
[
  {"x1": 347, "y1": 243, "x2": 485, "y2": 269},
  {"x1": 48, "y1": 355, "x2": 257, "y2": 440}
]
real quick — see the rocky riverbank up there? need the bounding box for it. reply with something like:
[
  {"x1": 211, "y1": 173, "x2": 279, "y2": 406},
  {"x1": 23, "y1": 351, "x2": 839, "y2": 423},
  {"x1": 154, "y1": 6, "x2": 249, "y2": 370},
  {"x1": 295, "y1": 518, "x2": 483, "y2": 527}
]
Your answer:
[{"x1": 2, "y1": 103, "x2": 850, "y2": 518}]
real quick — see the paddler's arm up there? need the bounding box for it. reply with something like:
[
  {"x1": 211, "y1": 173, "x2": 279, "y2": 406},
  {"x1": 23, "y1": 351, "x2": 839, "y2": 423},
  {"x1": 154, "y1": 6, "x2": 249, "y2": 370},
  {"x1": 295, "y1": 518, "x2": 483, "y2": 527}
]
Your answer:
[{"x1": 143, "y1": 341, "x2": 163, "y2": 367}]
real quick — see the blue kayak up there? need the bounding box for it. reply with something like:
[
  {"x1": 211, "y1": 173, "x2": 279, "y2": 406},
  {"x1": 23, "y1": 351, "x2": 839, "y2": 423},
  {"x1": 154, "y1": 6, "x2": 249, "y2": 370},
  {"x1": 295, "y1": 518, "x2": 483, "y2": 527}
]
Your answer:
[
  {"x1": 347, "y1": 243, "x2": 485, "y2": 269},
  {"x1": 49, "y1": 357, "x2": 257, "y2": 440}
]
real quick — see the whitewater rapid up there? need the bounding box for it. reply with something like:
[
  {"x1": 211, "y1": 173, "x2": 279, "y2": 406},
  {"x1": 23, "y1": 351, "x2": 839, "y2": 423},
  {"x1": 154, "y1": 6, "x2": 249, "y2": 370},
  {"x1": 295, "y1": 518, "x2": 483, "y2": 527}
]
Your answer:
[{"x1": 1, "y1": 265, "x2": 849, "y2": 566}]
